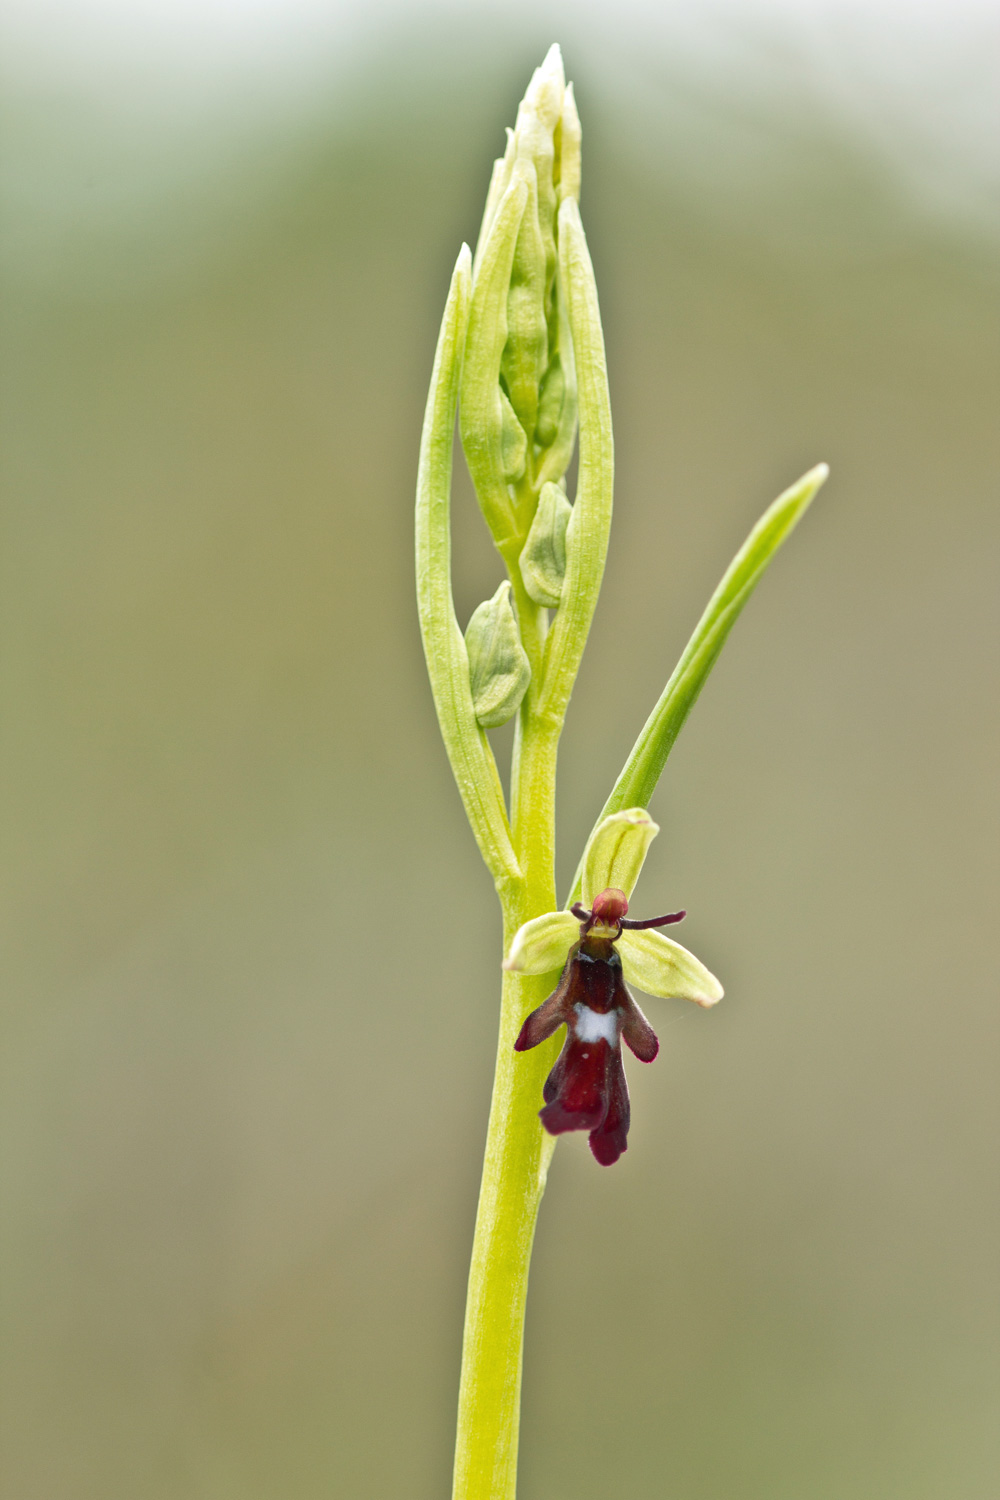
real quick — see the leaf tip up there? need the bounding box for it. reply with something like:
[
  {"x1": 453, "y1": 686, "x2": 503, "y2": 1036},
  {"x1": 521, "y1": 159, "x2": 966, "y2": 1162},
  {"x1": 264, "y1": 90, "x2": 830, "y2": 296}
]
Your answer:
[{"x1": 795, "y1": 462, "x2": 829, "y2": 502}]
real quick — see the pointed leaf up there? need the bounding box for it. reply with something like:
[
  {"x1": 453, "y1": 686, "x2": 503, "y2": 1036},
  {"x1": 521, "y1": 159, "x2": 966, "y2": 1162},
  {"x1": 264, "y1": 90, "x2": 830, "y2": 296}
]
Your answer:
[
  {"x1": 460, "y1": 177, "x2": 529, "y2": 545},
  {"x1": 415, "y1": 247, "x2": 520, "y2": 892},
  {"x1": 569, "y1": 463, "x2": 827, "y2": 903},
  {"x1": 535, "y1": 196, "x2": 612, "y2": 724}
]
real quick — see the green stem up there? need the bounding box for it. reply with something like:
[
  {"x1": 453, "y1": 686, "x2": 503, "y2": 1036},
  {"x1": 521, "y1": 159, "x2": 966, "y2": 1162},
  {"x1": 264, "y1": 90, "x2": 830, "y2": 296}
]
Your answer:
[
  {"x1": 452, "y1": 712, "x2": 560, "y2": 1500},
  {"x1": 451, "y1": 196, "x2": 614, "y2": 1500},
  {"x1": 428, "y1": 62, "x2": 825, "y2": 1499}
]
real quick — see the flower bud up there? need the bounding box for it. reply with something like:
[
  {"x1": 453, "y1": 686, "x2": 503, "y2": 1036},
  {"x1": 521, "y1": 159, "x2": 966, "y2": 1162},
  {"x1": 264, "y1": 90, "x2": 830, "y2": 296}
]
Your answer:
[
  {"x1": 473, "y1": 46, "x2": 563, "y2": 281},
  {"x1": 465, "y1": 581, "x2": 531, "y2": 728},
  {"x1": 519, "y1": 481, "x2": 573, "y2": 606},
  {"x1": 463, "y1": 45, "x2": 582, "y2": 528}
]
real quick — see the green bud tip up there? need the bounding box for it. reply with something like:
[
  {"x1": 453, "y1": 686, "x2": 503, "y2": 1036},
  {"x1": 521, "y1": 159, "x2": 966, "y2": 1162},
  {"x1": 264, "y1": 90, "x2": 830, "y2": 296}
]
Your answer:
[
  {"x1": 520, "y1": 481, "x2": 573, "y2": 606},
  {"x1": 465, "y1": 580, "x2": 532, "y2": 729}
]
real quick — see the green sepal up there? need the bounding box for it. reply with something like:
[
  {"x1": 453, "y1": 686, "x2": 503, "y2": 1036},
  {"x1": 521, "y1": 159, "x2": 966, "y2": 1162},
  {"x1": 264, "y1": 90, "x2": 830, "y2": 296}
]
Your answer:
[
  {"x1": 502, "y1": 909, "x2": 579, "y2": 975},
  {"x1": 619, "y1": 928, "x2": 724, "y2": 1007},
  {"x1": 519, "y1": 481, "x2": 572, "y2": 606},
  {"x1": 580, "y1": 808, "x2": 659, "y2": 906},
  {"x1": 466, "y1": 581, "x2": 532, "y2": 729}
]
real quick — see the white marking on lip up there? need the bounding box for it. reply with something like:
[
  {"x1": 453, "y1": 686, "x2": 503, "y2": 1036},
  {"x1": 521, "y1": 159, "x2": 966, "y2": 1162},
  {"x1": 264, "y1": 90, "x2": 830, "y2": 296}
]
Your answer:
[{"x1": 573, "y1": 1004, "x2": 620, "y2": 1046}]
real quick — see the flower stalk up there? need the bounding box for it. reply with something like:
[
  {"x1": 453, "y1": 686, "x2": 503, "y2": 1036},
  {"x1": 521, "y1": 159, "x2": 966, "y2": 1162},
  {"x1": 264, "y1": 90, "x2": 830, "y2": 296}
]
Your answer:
[{"x1": 414, "y1": 44, "x2": 827, "y2": 1500}]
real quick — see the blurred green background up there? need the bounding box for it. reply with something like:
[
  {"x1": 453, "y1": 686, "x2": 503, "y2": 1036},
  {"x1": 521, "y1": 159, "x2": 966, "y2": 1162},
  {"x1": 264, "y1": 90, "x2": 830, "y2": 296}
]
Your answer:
[{"x1": 2, "y1": 3, "x2": 998, "y2": 1497}]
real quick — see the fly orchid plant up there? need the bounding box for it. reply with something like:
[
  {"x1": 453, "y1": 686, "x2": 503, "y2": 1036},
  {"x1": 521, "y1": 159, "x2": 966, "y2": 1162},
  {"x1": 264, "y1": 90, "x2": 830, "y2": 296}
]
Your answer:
[{"x1": 415, "y1": 44, "x2": 827, "y2": 1500}]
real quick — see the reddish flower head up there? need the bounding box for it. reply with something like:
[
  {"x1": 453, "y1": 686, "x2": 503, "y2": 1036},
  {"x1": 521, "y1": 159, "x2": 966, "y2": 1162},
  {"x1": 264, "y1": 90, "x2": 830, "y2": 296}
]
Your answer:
[
  {"x1": 505, "y1": 810, "x2": 724, "y2": 1165},
  {"x1": 514, "y1": 891, "x2": 679, "y2": 1165}
]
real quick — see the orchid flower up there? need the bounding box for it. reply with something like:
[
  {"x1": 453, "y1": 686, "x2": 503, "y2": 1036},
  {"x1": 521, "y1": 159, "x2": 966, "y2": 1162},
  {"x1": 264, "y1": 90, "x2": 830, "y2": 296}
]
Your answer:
[{"x1": 504, "y1": 808, "x2": 722, "y2": 1163}]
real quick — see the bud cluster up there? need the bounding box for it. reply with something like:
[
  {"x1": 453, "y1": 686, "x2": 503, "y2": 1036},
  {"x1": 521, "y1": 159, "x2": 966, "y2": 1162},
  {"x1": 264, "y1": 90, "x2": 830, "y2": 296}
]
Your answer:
[{"x1": 460, "y1": 45, "x2": 583, "y2": 728}]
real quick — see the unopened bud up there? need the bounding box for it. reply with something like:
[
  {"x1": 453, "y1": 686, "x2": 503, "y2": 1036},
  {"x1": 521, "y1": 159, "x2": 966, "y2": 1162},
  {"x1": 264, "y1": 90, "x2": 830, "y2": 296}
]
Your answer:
[
  {"x1": 466, "y1": 581, "x2": 531, "y2": 727},
  {"x1": 466, "y1": 45, "x2": 581, "y2": 480},
  {"x1": 520, "y1": 481, "x2": 573, "y2": 606}
]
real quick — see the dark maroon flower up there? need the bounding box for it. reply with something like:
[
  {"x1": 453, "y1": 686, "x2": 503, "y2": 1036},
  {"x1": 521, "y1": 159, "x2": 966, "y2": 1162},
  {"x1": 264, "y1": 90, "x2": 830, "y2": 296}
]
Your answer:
[{"x1": 513, "y1": 887, "x2": 684, "y2": 1166}]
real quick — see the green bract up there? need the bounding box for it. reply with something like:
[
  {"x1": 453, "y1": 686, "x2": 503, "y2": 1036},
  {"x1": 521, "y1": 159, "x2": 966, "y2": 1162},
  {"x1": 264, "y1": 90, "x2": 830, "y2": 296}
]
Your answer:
[{"x1": 414, "y1": 43, "x2": 827, "y2": 1500}]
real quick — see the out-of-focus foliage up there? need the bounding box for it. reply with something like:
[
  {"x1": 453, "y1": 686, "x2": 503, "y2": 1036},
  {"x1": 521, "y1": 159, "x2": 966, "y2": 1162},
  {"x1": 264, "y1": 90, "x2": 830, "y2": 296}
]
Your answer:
[{"x1": 2, "y1": 8, "x2": 997, "y2": 1499}]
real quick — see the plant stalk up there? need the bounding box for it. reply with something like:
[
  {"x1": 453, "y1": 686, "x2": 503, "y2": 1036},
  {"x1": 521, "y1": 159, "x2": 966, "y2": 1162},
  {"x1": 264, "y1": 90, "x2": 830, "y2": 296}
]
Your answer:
[{"x1": 452, "y1": 704, "x2": 562, "y2": 1499}]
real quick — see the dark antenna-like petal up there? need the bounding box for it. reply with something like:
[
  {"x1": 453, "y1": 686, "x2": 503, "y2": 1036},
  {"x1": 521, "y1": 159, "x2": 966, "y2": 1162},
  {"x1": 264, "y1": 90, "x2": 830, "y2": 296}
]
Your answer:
[{"x1": 619, "y1": 909, "x2": 686, "y2": 930}]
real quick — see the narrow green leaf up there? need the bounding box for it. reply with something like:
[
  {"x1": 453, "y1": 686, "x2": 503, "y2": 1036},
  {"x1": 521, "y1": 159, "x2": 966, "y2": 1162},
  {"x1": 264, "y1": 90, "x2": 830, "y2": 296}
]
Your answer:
[
  {"x1": 536, "y1": 196, "x2": 613, "y2": 726},
  {"x1": 415, "y1": 245, "x2": 521, "y2": 893},
  {"x1": 460, "y1": 178, "x2": 529, "y2": 547},
  {"x1": 568, "y1": 463, "x2": 828, "y2": 902}
]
